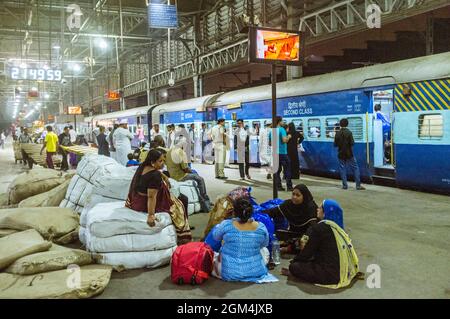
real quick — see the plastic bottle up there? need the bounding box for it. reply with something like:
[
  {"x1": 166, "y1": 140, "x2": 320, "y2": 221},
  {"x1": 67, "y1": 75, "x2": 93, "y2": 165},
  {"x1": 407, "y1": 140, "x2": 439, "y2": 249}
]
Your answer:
[{"x1": 272, "y1": 236, "x2": 281, "y2": 265}]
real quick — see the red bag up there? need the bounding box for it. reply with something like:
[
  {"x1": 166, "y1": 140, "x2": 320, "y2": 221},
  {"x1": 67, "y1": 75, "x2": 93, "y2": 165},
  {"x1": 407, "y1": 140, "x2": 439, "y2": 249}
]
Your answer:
[{"x1": 171, "y1": 242, "x2": 214, "y2": 285}]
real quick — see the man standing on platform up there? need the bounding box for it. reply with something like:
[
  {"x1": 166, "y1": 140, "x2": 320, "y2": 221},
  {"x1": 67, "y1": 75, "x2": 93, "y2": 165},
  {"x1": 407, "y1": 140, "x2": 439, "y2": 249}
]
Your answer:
[
  {"x1": 235, "y1": 119, "x2": 251, "y2": 180},
  {"x1": 40, "y1": 126, "x2": 58, "y2": 169},
  {"x1": 96, "y1": 126, "x2": 110, "y2": 157},
  {"x1": 269, "y1": 116, "x2": 293, "y2": 192},
  {"x1": 58, "y1": 126, "x2": 72, "y2": 171},
  {"x1": 334, "y1": 118, "x2": 365, "y2": 190},
  {"x1": 113, "y1": 119, "x2": 133, "y2": 166},
  {"x1": 211, "y1": 118, "x2": 228, "y2": 180}
]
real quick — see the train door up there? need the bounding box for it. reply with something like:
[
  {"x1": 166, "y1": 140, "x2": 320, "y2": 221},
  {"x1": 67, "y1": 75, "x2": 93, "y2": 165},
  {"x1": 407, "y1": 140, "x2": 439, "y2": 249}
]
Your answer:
[{"x1": 372, "y1": 89, "x2": 394, "y2": 168}]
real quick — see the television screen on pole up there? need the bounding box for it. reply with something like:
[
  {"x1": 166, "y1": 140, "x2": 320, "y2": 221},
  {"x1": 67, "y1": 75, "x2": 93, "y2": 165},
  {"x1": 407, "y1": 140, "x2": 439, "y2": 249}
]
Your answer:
[{"x1": 249, "y1": 27, "x2": 304, "y2": 65}]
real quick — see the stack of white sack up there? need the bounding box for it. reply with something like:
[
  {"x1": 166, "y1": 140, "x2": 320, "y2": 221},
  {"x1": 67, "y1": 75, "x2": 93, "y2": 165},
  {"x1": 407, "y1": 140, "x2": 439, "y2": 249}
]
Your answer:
[
  {"x1": 80, "y1": 201, "x2": 177, "y2": 270},
  {"x1": 168, "y1": 179, "x2": 201, "y2": 215},
  {"x1": 59, "y1": 155, "x2": 135, "y2": 214}
]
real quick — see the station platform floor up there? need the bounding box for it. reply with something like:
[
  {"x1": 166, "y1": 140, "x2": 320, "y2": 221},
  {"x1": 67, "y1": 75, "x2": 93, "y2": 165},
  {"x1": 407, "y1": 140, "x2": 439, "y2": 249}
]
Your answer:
[{"x1": 1, "y1": 137, "x2": 449, "y2": 299}]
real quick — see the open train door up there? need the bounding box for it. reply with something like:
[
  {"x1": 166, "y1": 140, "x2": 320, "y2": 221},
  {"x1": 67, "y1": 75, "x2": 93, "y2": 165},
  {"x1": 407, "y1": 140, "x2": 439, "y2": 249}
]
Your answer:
[{"x1": 371, "y1": 89, "x2": 396, "y2": 186}]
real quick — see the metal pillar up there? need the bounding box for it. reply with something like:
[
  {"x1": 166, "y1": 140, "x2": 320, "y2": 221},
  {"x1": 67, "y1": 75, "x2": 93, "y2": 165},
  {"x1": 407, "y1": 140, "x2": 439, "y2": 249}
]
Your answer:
[
  {"x1": 271, "y1": 64, "x2": 278, "y2": 199},
  {"x1": 286, "y1": 0, "x2": 302, "y2": 81},
  {"x1": 426, "y1": 15, "x2": 434, "y2": 55}
]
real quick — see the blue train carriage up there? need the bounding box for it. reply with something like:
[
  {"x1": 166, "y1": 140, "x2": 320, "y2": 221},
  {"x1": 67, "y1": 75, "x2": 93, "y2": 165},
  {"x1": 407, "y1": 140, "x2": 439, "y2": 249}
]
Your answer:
[
  {"x1": 393, "y1": 78, "x2": 450, "y2": 194},
  {"x1": 84, "y1": 105, "x2": 154, "y2": 148},
  {"x1": 150, "y1": 95, "x2": 222, "y2": 160},
  {"x1": 209, "y1": 52, "x2": 450, "y2": 193}
]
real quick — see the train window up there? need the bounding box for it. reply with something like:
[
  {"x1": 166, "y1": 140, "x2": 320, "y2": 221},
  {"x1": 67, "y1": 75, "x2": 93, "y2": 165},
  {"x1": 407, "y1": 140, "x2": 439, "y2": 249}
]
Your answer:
[
  {"x1": 291, "y1": 119, "x2": 303, "y2": 134},
  {"x1": 348, "y1": 117, "x2": 364, "y2": 141},
  {"x1": 307, "y1": 119, "x2": 321, "y2": 138},
  {"x1": 326, "y1": 118, "x2": 340, "y2": 139},
  {"x1": 418, "y1": 114, "x2": 443, "y2": 139}
]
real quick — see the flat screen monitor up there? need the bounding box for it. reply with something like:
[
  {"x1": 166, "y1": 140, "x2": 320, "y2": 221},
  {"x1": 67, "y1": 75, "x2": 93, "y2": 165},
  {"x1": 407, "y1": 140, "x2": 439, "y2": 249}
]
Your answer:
[{"x1": 249, "y1": 27, "x2": 303, "y2": 65}]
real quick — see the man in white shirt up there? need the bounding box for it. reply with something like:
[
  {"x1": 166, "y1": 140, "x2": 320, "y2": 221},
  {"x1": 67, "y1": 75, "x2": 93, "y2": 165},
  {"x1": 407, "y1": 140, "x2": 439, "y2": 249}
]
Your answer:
[
  {"x1": 234, "y1": 119, "x2": 251, "y2": 180},
  {"x1": 69, "y1": 125, "x2": 77, "y2": 143},
  {"x1": 150, "y1": 124, "x2": 165, "y2": 142},
  {"x1": 113, "y1": 119, "x2": 134, "y2": 166},
  {"x1": 210, "y1": 119, "x2": 227, "y2": 179}
]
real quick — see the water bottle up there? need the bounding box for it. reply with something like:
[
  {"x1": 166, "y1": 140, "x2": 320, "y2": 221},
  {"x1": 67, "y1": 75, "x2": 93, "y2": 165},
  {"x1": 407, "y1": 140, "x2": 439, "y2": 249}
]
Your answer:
[{"x1": 272, "y1": 236, "x2": 281, "y2": 265}]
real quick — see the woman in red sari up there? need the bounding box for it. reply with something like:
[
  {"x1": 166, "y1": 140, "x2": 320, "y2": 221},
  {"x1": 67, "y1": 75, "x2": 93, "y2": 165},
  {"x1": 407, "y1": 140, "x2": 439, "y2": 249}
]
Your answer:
[{"x1": 126, "y1": 149, "x2": 192, "y2": 244}]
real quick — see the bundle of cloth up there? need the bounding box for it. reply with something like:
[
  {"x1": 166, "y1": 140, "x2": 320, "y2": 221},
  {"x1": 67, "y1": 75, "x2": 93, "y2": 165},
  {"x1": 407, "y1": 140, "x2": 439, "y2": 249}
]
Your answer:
[
  {"x1": 59, "y1": 155, "x2": 135, "y2": 214},
  {"x1": 167, "y1": 179, "x2": 201, "y2": 215},
  {"x1": 80, "y1": 201, "x2": 177, "y2": 270}
]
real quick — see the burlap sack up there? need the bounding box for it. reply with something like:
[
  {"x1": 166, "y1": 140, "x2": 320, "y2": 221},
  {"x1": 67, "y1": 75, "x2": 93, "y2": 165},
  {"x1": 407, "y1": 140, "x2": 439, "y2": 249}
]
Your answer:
[
  {"x1": 0, "y1": 193, "x2": 8, "y2": 206},
  {"x1": 0, "y1": 229, "x2": 52, "y2": 270},
  {"x1": 5, "y1": 244, "x2": 93, "y2": 275},
  {"x1": 0, "y1": 207, "x2": 80, "y2": 242},
  {"x1": 18, "y1": 179, "x2": 71, "y2": 208},
  {"x1": 0, "y1": 229, "x2": 17, "y2": 238},
  {"x1": 202, "y1": 195, "x2": 234, "y2": 240},
  {"x1": 0, "y1": 265, "x2": 113, "y2": 299},
  {"x1": 7, "y1": 169, "x2": 74, "y2": 205}
]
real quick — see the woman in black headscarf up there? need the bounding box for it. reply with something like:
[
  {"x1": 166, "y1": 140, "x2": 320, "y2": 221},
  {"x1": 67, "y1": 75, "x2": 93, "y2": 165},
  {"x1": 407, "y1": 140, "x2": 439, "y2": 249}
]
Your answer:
[
  {"x1": 287, "y1": 122, "x2": 304, "y2": 180},
  {"x1": 262, "y1": 184, "x2": 318, "y2": 237}
]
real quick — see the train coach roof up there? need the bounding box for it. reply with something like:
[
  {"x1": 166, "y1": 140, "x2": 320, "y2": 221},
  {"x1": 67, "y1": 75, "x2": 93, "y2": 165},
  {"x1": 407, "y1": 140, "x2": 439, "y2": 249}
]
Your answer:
[
  {"x1": 210, "y1": 51, "x2": 450, "y2": 107},
  {"x1": 152, "y1": 94, "x2": 222, "y2": 115},
  {"x1": 85, "y1": 105, "x2": 157, "y2": 123}
]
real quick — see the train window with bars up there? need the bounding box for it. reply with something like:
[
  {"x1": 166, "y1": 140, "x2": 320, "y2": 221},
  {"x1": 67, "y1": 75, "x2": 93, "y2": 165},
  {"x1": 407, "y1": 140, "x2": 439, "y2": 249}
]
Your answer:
[
  {"x1": 307, "y1": 119, "x2": 321, "y2": 138},
  {"x1": 326, "y1": 118, "x2": 340, "y2": 139},
  {"x1": 347, "y1": 117, "x2": 364, "y2": 141},
  {"x1": 418, "y1": 114, "x2": 443, "y2": 139},
  {"x1": 291, "y1": 119, "x2": 304, "y2": 134}
]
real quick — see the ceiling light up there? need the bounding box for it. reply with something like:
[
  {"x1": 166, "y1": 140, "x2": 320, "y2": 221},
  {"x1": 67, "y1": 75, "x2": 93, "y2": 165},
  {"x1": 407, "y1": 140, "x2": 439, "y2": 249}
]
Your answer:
[
  {"x1": 72, "y1": 63, "x2": 81, "y2": 72},
  {"x1": 44, "y1": 93, "x2": 50, "y2": 99},
  {"x1": 97, "y1": 38, "x2": 108, "y2": 49},
  {"x1": 20, "y1": 63, "x2": 27, "y2": 68}
]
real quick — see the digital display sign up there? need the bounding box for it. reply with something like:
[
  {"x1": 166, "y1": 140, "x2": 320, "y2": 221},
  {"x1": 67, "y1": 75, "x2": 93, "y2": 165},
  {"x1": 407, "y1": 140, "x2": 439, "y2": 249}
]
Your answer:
[
  {"x1": 249, "y1": 27, "x2": 303, "y2": 65},
  {"x1": 8, "y1": 67, "x2": 63, "y2": 81}
]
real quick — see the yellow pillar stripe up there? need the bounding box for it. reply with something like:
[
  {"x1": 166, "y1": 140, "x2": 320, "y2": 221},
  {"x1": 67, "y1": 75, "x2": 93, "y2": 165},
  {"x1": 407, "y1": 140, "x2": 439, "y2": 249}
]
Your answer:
[
  {"x1": 431, "y1": 80, "x2": 450, "y2": 103},
  {"x1": 395, "y1": 87, "x2": 414, "y2": 112},
  {"x1": 417, "y1": 82, "x2": 437, "y2": 110},
  {"x1": 439, "y1": 80, "x2": 450, "y2": 100},
  {"x1": 411, "y1": 83, "x2": 431, "y2": 111},
  {"x1": 395, "y1": 96, "x2": 410, "y2": 112},
  {"x1": 424, "y1": 81, "x2": 446, "y2": 110}
]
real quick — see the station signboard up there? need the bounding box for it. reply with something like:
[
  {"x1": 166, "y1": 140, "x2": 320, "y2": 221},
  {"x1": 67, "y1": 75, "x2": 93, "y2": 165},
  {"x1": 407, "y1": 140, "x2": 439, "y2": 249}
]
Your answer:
[{"x1": 147, "y1": 3, "x2": 178, "y2": 29}]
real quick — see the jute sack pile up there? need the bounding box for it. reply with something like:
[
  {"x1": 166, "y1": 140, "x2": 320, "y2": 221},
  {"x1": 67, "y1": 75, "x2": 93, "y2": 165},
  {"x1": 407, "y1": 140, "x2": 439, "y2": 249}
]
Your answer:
[
  {"x1": 18, "y1": 179, "x2": 71, "y2": 208},
  {"x1": 0, "y1": 265, "x2": 113, "y2": 299},
  {"x1": 0, "y1": 207, "x2": 79, "y2": 244},
  {"x1": 0, "y1": 229, "x2": 17, "y2": 238},
  {"x1": 0, "y1": 193, "x2": 8, "y2": 207},
  {"x1": 5, "y1": 244, "x2": 93, "y2": 275},
  {"x1": 0, "y1": 229, "x2": 52, "y2": 270},
  {"x1": 7, "y1": 169, "x2": 74, "y2": 205}
]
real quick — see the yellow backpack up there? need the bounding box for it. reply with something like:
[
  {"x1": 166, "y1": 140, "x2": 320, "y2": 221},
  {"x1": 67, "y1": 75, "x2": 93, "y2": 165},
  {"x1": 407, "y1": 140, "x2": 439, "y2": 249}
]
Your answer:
[{"x1": 316, "y1": 220, "x2": 360, "y2": 289}]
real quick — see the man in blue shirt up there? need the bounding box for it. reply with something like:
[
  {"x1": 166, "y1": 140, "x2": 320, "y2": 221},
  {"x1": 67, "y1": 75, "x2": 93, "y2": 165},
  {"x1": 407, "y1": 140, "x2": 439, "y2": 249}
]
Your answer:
[{"x1": 269, "y1": 116, "x2": 293, "y2": 191}]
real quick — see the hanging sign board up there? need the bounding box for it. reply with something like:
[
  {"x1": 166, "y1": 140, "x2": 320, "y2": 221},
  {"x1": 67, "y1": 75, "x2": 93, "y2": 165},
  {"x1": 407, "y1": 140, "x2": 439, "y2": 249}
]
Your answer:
[{"x1": 147, "y1": 3, "x2": 178, "y2": 29}]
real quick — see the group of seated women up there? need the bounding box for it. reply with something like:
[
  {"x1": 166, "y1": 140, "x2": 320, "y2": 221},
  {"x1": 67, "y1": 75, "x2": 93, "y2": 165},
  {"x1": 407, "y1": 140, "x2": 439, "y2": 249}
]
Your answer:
[
  {"x1": 211, "y1": 184, "x2": 359, "y2": 288},
  {"x1": 126, "y1": 146, "x2": 359, "y2": 288}
]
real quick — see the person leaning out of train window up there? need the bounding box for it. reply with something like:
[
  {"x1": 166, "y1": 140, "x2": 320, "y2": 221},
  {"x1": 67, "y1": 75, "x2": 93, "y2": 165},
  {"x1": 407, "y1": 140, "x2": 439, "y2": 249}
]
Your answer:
[
  {"x1": 262, "y1": 184, "x2": 318, "y2": 251},
  {"x1": 281, "y1": 199, "x2": 360, "y2": 289}
]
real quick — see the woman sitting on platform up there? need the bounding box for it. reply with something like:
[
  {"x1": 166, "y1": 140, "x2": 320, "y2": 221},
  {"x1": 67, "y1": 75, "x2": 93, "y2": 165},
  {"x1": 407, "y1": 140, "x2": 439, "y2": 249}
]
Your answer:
[
  {"x1": 125, "y1": 149, "x2": 192, "y2": 244},
  {"x1": 262, "y1": 184, "x2": 318, "y2": 243},
  {"x1": 282, "y1": 199, "x2": 360, "y2": 289},
  {"x1": 212, "y1": 198, "x2": 278, "y2": 283}
]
